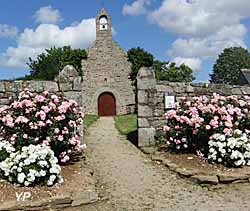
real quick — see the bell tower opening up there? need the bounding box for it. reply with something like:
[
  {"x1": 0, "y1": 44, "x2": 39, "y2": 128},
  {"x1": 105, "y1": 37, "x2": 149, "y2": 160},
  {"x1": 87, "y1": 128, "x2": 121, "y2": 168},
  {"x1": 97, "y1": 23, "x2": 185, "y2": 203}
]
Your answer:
[
  {"x1": 96, "y1": 8, "x2": 112, "y2": 41},
  {"x1": 99, "y1": 15, "x2": 108, "y2": 30}
]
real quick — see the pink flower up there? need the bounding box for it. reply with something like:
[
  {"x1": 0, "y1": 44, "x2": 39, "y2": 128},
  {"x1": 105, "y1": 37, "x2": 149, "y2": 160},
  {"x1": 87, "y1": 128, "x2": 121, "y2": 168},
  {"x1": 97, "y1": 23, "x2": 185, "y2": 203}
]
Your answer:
[
  {"x1": 54, "y1": 128, "x2": 60, "y2": 134},
  {"x1": 163, "y1": 125, "x2": 170, "y2": 132},
  {"x1": 69, "y1": 120, "x2": 76, "y2": 127},
  {"x1": 223, "y1": 128, "x2": 232, "y2": 135},
  {"x1": 42, "y1": 91, "x2": 49, "y2": 96},
  {"x1": 209, "y1": 119, "x2": 218, "y2": 128},
  {"x1": 42, "y1": 140, "x2": 50, "y2": 145},
  {"x1": 166, "y1": 110, "x2": 176, "y2": 119},
  {"x1": 58, "y1": 135, "x2": 64, "y2": 141},
  {"x1": 35, "y1": 95, "x2": 45, "y2": 102},
  {"x1": 55, "y1": 115, "x2": 65, "y2": 121},
  {"x1": 225, "y1": 121, "x2": 233, "y2": 128},
  {"x1": 13, "y1": 101, "x2": 22, "y2": 108},
  {"x1": 51, "y1": 95, "x2": 59, "y2": 104},
  {"x1": 23, "y1": 134, "x2": 28, "y2": 139},
  {"x1": 38, "y1": 121, "x2": 46, "y2": 127},
  {"x1": 3, "y1": 115, "x2": 15, "y2": 128},
  {"x1": 61, "y1": 155, "x2": 70, "y2": 163},
  {"x1": 189, "y1": 107, "x2": 199, "y2": 116},
  {"x1": 41, "y1": 106, "x2": 51, "y2": 113},
  {"x1": 22, "y1": 99, "x2": 33, "y2": 107},
  {"x1": 46, "y1": 119, "x2": 52, "y2": 125},
  {"x1": 15, "y1": 116, "x2": 29, "y2": 124}
]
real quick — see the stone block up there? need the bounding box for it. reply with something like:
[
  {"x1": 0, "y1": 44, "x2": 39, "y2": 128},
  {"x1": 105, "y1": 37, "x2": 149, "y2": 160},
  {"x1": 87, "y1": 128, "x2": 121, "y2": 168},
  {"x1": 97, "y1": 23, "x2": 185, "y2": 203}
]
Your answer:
[
  {"x1": 55, "y1": 65, "x2": 79, "y2": 83},
  {"x1": 138, "y1": 127, "x2": 156, "y2": 147},
  {"x1": 44, "y1": 81, "x2": 59, "y2": 92},
  {"x1": 231, "y1": 88, "x2": 242, "y2": 95},
  {"x1": 174, "y1": 86, "x2": 185, "y2": 94},
  {"x1": 59, "y1": 83, "x2": 72, "y2": 91},
  {"x1": 190, "y1": 175, "x2": 218, "y2": 184},
  {"x1": 73, "y1": 77, "x2": 82, "y2": 91},
  {"x1": 241, "y1": 86, "x2": 250, "y2": 95},
  {"x1": 217, "y1": 173, "x2": 250, "y2": 183},
  {"x1": 5, "y1": 81, "x2": 23, "y2": 92},
  {"x1": 63, "y1": 91, "x2": 82, "y2": 106},
  {"x1": 138, "y1": 90, "x2": 148, "y2": 104},
  {"x1": 137, "y1": 78, "x2": 156, "y2": 90},
  {"x1": 154, "y1": 109, "x2": 164, "y2": 117},
  {"x1": 26, "y1": 81, "x2": 45, "y2": 92},
  {"x1": 0, "y1": 82, "x2": 5, "y2": 92},
  {"x1": 72, "y1": 190, "x2": 98, "y2": 206},
  {"x1": 138, "y1": 105, "x2": 153, "y2": 117},
  {"x1": 138, "y1": 118, "x2": 150, "y2": 127},
  {"x1": 186, "y1": 85, "x2": 194, "y2": 93}
]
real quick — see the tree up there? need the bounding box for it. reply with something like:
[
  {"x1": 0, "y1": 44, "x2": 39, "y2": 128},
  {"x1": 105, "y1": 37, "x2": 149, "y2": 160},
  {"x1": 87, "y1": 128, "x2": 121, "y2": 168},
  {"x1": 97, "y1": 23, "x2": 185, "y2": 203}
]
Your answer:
[
  {"x1": 154, "y1": 60, "x2": 195, "y2": 82},
  {"x1": 210, "y1": 47, "x2": 250, "y2": 84},
  {"x1": 26, "y1": 46, "x2": 87, "y2": 80},
  {"x1": 127, "y1": 47, "x2": 154, "y2": 81}
]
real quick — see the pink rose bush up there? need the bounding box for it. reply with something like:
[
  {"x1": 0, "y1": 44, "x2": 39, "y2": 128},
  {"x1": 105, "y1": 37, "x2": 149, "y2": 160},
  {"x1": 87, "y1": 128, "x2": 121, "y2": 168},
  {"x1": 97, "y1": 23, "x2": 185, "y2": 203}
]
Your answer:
[
  {"x1": 0, "y1": 90, "x2": 84, "y2": 163},
  {"x1": 164, "y1": 93, "x2": 250, "y2": 167},
  {"x1": 0, "y1": 90, "x2": 85, "y2": 186}
]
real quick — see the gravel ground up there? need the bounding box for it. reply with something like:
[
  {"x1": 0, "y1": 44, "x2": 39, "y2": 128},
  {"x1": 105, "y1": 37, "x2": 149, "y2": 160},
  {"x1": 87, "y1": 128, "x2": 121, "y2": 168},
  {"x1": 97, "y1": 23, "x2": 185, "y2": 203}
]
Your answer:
[{"x1": 62, "y1": 117, "x2": 250, "y2": 211}]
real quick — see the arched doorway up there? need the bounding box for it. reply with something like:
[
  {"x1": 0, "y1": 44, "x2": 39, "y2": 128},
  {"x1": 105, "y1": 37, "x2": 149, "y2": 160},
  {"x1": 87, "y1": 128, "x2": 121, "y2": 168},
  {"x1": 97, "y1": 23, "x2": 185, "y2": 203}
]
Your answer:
[{"x1": 98, "y1": 92, "x2": 116, "y2": 116}]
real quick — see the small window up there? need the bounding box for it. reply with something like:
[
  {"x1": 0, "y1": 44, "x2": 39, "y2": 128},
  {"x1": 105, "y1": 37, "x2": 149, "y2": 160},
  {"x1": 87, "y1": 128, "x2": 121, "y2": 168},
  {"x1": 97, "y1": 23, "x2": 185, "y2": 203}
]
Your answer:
[{"x1": 99, "y1": 16, "x2": 108, "y2": 30}]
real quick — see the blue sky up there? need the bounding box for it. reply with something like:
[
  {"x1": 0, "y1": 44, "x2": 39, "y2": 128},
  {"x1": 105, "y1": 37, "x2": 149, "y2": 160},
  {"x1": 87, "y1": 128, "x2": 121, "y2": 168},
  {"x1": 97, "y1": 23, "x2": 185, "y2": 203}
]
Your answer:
[{"x1": 0, "y1": 0, "x2": 250, "y2": 81}]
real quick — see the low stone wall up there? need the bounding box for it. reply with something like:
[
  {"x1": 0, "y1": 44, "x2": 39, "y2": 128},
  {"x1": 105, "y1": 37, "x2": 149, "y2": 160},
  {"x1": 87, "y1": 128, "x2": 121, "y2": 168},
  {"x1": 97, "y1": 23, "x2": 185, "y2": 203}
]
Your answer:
[
  {"x1": 136, "y1": 67, "x2": 250, "y2": 147},
  {"x1": 0, "y1": 67, "x2": 83, "y2": 107}
]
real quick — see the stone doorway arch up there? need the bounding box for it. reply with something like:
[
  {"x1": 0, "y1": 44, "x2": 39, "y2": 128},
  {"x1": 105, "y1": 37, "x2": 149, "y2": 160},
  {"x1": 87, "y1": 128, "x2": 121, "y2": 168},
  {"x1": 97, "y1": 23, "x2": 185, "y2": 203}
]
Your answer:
[{"x1": 98, "y1": 92, "x2": 116, "y2": 116}]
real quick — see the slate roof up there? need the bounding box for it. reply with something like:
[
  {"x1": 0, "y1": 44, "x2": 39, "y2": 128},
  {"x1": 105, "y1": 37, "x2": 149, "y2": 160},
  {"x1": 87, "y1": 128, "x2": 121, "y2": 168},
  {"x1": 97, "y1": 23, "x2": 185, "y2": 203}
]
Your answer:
[{"x1": 240, "y1": 69, "x2": 250, "y2": 84}]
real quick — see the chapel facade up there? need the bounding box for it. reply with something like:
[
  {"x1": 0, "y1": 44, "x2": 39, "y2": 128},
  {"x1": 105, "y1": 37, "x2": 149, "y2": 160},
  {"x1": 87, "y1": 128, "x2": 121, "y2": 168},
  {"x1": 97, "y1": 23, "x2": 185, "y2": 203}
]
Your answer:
[{"x1": 82, "y1": 8, "x2": 135, "y2": 116}]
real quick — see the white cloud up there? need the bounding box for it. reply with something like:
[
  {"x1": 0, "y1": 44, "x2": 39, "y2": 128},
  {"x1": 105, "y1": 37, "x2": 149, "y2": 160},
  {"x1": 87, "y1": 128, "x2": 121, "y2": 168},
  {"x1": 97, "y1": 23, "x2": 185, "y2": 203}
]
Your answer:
[
  {"x1": 123, "y1": 0, "x2": 151, "y2": 16},
  {"x1": 0, "y1": 18, "x2": 96, "y2": 68},
  {"x1": 147, "y1": 0, "x2": 250, "y2": 74},
  {"x1": 168, "y1": 24, "x2": 247, "y2": 60},
  {"x1": 0, "y1": 24, "x2": 18, "y2": 38},
  {"x1": 34, "y1": 6, "x2": 63, "y2": 24},
  {"x1": 173, "y1": 57, "x2": 202, "y2": 73}
]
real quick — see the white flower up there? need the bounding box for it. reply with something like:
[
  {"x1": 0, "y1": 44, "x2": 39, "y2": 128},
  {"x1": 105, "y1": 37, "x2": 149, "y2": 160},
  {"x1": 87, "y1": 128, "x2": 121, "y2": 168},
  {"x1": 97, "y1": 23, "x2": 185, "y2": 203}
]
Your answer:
[{"x1": 17, "y1": 173, "x2": 26, "y2": 184}]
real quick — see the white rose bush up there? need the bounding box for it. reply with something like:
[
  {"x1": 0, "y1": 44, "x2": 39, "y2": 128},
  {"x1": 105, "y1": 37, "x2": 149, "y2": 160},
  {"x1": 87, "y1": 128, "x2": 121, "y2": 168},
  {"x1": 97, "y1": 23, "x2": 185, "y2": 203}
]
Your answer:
[
  {"x1": 208, "y1": 130, "x2": 250, "y2": 167},
  {"x1": 0, "y1": 144, "x2": 63, "y2": 186},
  {"x1": 163, "y1": 93, "x2": 250, "y2": 167},
  {"x1": 0, "y1": 90, "x2": 85, "y2": 186}
]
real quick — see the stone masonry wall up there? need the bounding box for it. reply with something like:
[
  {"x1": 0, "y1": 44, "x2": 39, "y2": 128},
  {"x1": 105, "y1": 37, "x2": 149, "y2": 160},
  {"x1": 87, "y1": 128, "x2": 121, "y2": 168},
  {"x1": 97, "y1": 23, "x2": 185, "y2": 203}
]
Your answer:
[
  {"x1": 81, "y1": 8, "x2": 135, "y2": 115},
  {"x1": 137, "y1": 67, "x2": 250, "y2": 147},
  {"x1": 0, "y1": 66, "x2": 83, "y2": 108}
]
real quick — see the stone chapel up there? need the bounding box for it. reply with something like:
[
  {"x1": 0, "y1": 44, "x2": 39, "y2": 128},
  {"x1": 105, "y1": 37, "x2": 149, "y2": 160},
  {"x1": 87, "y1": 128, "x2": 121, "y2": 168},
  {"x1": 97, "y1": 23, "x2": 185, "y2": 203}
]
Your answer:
[{"x1": 82, "y1": 8, "x2": 135, "y2": 116}]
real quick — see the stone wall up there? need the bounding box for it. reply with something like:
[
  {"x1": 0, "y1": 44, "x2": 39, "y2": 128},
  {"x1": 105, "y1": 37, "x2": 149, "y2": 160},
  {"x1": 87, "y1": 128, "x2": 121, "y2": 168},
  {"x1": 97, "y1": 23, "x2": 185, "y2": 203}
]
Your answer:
[
  {"x1": 0, "y1": 66, "x2": 83, "y2": 107},
  {"x1": 137, "y1": 67, "x2": 250, "y2": 147}
]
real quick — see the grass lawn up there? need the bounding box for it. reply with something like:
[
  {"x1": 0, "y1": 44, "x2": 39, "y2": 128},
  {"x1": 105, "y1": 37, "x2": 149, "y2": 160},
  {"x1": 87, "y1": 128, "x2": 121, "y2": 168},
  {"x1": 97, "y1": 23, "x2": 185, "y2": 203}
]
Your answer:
[
  {"x1": 83, "y1": 114, "x2": 99, "y2": 132},
  {"x1": 114, "y1": 114, "x2": 137, "y2": 135}
]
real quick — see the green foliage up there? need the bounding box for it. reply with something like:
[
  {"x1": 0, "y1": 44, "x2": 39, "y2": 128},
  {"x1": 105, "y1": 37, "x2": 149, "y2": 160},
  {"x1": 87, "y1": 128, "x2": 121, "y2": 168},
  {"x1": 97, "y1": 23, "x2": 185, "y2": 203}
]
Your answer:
[
  {"x1": 114, "y1": 114, "x2": 137, "y2": 135},
  {"x1": 210, "y1": 47, "x2": 250, "y2": 84},
  {"x1": 127, "y1": 47, "x2": 154, "y2": 81},
  {"x1": 154, "y1": 60, "x2": 195, "y2": 82},
  {"x1": 26, "y1": 46, "x2": 87, "y2": 80},
  {"x1": 127, "y1": 47, "x2": 194, "y2": 82}
]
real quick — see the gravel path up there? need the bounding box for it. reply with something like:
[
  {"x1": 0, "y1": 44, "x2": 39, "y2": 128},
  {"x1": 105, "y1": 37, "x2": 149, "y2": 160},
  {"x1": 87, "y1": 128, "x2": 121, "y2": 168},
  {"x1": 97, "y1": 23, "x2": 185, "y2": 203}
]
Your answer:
[{"x1": 65, "y1": 117, "x2": 250, "y2": 211}]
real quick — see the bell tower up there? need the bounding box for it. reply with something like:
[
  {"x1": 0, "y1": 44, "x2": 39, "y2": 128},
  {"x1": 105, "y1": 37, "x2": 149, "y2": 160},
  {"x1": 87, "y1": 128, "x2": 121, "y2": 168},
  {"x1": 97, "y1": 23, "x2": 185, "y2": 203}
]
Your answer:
[{"x1": 96, "y1": 8, "x2": 112, "y2": 41}]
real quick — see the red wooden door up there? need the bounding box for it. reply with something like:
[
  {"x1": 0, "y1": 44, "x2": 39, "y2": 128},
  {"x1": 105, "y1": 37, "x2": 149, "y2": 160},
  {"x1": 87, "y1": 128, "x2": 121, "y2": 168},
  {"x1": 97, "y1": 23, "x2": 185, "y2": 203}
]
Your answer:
[{"x1": 98, "y1": 92, "x2": 116, "y2": 116}]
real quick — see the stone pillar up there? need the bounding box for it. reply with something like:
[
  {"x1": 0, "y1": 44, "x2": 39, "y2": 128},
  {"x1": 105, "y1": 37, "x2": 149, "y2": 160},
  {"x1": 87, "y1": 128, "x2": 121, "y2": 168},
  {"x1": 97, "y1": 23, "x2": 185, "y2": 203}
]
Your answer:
[{"x1": 137, "y1": 67, "x2": 156, "y2": 147}]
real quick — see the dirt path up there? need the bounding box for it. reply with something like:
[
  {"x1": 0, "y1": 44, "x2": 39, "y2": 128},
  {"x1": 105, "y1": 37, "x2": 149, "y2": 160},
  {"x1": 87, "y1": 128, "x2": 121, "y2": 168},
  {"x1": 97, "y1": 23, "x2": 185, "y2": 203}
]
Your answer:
[{"x1": 66, "y1": 117, "x2": 250, "y2": 211}]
